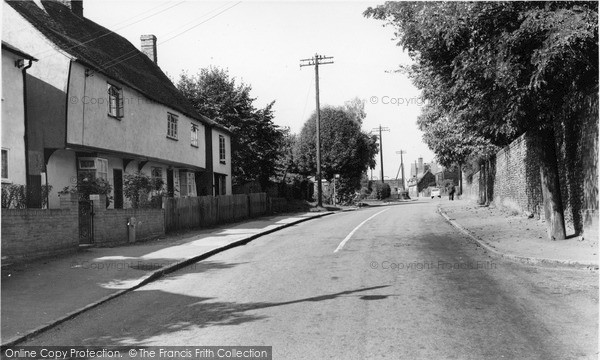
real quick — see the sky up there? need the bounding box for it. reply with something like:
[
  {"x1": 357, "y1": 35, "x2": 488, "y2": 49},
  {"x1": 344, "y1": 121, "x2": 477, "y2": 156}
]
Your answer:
[{"x1": 85, "y1": 0, "x2": 436, "y2": 181}]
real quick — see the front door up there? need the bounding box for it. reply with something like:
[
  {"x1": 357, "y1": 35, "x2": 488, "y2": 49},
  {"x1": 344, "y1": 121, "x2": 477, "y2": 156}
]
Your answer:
[
  {"x1": 113, "y1": 169, "x2": 123, "y2": 209},
  {"x1": 167, "y1": 168, "x2": 174, "y2": 196}
]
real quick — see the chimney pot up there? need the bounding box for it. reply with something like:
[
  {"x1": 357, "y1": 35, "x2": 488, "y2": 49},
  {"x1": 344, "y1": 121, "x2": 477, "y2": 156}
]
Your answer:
[{"x1": 140, "y1": 35, "x2": 157, "y2": 64}]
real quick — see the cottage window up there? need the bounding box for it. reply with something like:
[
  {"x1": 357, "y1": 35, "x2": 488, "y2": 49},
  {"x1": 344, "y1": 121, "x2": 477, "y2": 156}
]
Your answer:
[
  {"x1": 107, "y1": 83, "x2": 123, "y2": 118},
  {"x1": 1, "y1": 149, "x2": 8, "y2": 181},
  {"x1": 77, "y1": 157, "x2": 108, "y2": 181},
  {"x1": 219, "y1": 135, "x2": 226, "y2": 164},
  {"x1": 167, "y1": 113, "x2": 178, "y2": 139},
  {"x1": 97, "y1": 158, "x2": 108, "y2": 180},
  {"x1": 187, "y1": 172, "x2": 196, "y2": 196},
  {"x1": 151, "y1": 167, "x2": 163, "y2": 181},
  {"x1": 191, "y1": 123, "x2": 199, "y2": 147}
]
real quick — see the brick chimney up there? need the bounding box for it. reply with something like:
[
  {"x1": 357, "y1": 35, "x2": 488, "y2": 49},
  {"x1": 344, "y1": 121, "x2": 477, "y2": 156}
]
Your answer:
[
  {"x1": 140, "y1": 35, "x2": 157, "y2": 64},
  {"x1": 56, "y1": 0, "x2": 83, "y2": 17},
  {"x1": 418, "y1": 157, "x2": 424, "y2": 175}
]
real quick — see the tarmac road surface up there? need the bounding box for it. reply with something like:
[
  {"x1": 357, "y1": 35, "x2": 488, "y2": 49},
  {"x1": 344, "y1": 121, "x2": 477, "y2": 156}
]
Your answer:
[{"x1": 21, "y1": 201, "x2": 599, "y2": 359}]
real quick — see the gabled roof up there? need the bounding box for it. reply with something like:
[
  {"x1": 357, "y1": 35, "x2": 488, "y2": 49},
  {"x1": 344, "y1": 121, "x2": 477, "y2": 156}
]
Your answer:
[{"x1": 6, "y1": 0, "x2": 230, "y2": 133}]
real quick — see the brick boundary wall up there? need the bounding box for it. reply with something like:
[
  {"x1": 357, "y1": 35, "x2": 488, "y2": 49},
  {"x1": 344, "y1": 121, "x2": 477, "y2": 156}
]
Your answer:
[
  {"x1": 461, "y1": 128, "x2": 598, "y2": 238},
  {"x1": 492, "y1": 133, "x2": 543, "y2": 216},
  {"x1": 1, "y1": 193, "x2": 79, "y2": 262},
  {"x1": 91, "y1": 195, "x2": 164, "y2": 247}
]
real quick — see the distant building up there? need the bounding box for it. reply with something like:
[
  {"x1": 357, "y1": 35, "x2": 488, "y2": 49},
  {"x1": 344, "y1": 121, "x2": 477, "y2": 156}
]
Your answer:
[{"x1": 407, "y1": 169, "x2": 436, "y2": 198}]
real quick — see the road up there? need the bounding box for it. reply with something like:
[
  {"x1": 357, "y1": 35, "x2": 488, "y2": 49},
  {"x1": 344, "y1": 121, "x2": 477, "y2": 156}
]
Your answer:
[{"x1": 23, "y1": 201, "x2": 598, "y2": 359}]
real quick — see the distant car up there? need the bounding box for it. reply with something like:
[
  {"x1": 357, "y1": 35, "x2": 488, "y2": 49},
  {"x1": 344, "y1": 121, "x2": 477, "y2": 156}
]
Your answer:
[{"x1": 431, "y1": 188, "x2": 441, "y2": 198}]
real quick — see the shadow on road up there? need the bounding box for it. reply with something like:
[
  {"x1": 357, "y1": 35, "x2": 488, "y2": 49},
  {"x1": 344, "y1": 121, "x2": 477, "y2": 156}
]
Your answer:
[{"x1": 43, "y1": 285, "x2": 392, "y2": 346}]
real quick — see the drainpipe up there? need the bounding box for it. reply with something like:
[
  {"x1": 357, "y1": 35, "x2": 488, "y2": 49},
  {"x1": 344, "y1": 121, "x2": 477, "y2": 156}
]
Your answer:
[{"x1": 22, "y1": 59, "x2": 33, "y2": 206}]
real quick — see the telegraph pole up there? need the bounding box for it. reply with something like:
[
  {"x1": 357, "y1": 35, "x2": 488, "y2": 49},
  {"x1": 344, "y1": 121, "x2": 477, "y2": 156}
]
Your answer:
[
  {"x1": 372, "y1": 125, "x2": 390, "y2": 184},
  {"x1": 395, "y1": 150, "x2": 407, "y2": 191},
  {"x1": 300, "y1": 53, "x2": 334, "y2": 207}
]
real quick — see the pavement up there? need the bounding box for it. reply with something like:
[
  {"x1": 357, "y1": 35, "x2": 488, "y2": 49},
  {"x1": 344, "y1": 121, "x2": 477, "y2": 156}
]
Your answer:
[
  {"x1": 438, "y1": 199, "x2": 599, "y2": 270},
  {"x1": 0, "y1": 211, "x2": 333, "y2": 347},
  {"x1": 1, "y1": 198, "x2": 598, "y2": 347}
]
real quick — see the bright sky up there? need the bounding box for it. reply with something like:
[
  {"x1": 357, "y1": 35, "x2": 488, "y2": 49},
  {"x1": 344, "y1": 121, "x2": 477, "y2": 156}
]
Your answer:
[{"x1": 85, "y1": 0, "x2": 436, "y2": 180}]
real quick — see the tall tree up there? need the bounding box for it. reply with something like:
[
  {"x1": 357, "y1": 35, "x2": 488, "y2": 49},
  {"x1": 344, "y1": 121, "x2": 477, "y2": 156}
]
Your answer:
[
  {"x1": 176, "y1": 67, "x2": 285, "y2": 189},
  {"x1": 365, "y1": 1, "x2": 598, "y2": 239},
  {"x1": 295, "y1": 106, "x2": 378, "y2": 200},
  {"x1": 344, "y1": 97, "x2": 367, "y2": 125}
]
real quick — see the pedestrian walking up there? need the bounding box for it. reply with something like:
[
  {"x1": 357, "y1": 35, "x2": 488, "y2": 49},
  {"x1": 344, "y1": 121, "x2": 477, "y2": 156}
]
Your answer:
[{"x1": 449, "y1": 183, "x2": 456, "y2": 201}]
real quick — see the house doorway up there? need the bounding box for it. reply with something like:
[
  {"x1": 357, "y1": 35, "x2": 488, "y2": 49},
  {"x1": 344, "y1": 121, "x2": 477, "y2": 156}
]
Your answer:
[
  {"x1": 113, "y1": 169, "x2": 123, "y2": 209},
  {"x1": 167, "y1": 168, "x2": 174, "y2": 196}
]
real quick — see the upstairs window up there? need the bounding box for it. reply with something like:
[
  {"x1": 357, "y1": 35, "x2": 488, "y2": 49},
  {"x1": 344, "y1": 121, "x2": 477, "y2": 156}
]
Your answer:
[
  {"x1": 167, "y1": 113, "x2": 178, "y2": 139},
  {"x1": 191, "y1": 123, "x2": 199, "y2": 147},
  {"x1": 219, "y1": 135, "x2": 226, "y2": 164},
  {"x1": 1, "y1": 149, "x2": 8, "y2": 181},
  {"x1": 107, "y1": 83, "x2": 123, "y2": 118}
]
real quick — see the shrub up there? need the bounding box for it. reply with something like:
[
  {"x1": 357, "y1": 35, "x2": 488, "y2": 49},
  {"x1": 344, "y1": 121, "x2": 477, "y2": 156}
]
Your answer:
[
  {"x1": 59, "y1": 172, "x2": 113, "y2": 207},
  {"x1": 372, "y1": 182, "x2": 391, "y2": 200},
  {"x1": 123, "y1": 172, "x2": 164, "y2": 208},
  {"x1": 2, "y1": 183, "x2": 52, "y2": 208}
]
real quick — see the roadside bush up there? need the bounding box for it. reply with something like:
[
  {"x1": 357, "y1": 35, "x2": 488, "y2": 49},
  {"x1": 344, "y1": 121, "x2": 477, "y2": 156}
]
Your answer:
[{"x1": 372, "y1": 182, "x2": 391, "y2": 200}]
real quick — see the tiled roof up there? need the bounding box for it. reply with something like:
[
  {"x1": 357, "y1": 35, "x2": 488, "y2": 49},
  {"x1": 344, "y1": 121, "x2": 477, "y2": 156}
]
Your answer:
[{"x1": 7, "y1": 0, "x2": 230, "y2": 133}]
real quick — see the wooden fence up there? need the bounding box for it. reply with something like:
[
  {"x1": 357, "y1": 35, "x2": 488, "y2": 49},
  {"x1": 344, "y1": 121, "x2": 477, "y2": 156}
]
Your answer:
[{"x1": 163, "y1": 193, "x2": 269, "y2": 232}]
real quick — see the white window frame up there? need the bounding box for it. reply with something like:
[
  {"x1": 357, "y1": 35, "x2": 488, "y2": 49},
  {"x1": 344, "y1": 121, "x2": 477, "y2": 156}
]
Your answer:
[
  {"x1": 1, "y1": 148, "x2": 9, "y2": 182},
  {"x1": 107, "y1": 83, "x2": 124, "y2": 118},
  {"x1": 186, "y1": 172, "x2": 196, "y2": 196},
  {"x1": 167, "y1": 113, "x2": 178, "y2": 140},
  {"x1": 78, "y1": 157, "x2": 108, "y2": 180},
  {"x1": 191, "y1": 123, "x2": 199, "y2": 147},
  {"x1": 219, "y1": 135, "x2": 226, "y2": 164}
]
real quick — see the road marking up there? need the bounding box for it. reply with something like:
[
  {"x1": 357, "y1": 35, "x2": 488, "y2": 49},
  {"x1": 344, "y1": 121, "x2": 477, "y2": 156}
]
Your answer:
[{"x1": 334, "y1": 208, "x2": 390, "y2": 253}]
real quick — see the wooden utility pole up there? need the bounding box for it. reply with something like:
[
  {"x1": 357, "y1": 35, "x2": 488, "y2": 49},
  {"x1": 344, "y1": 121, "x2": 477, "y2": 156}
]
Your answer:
[
  {"x1": 300, "y1": 54, "x2": 333, "y2": 208},
  {"x1": 372, "y1": 125, "x2": 390, "y2": 184},
  {"x1": 395, "y1": 150, "x2": 407, "y2": 191}
]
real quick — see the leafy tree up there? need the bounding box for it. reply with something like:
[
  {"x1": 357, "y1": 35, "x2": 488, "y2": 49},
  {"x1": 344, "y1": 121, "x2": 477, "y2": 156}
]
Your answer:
[
  {"x1": 176, "y1": 67, "x2": 285, "y2": 190},
  {"x1": 295, "y1": 106, "x2": 379, "y2": 200},
  {"x1": 274, "y1": 127, "x2": 298, "y2": 182},
  {"x1": 344, "y1": 97, "x2": 367, "y2": 125},
  {"x1": 365, "y1": 1, "x2": 598, "y2": 239}
]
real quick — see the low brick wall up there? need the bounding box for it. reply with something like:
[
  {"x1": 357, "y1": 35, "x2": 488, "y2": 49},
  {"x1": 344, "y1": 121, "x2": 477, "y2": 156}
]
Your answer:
[
  {"x1": 1, "y1": 194, "x2": 79, "y2": 262},
  {"x1": 91, "y1": 196, "x2": 164, "y2": 247}
]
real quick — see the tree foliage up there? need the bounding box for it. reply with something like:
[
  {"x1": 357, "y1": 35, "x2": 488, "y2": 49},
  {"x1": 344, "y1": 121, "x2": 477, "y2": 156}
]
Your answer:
[
  {"x1": 344, "y1": 97, "x2": 367, "y2": 125},
  {"x1": 176, "y1": 67, "x2": 286, "y2": 189},
  {"x1": 123, "y1": 172, "x2": 164, "y2": 209},
  {"x1": 364, "y1": 1, "x2": 598, "y2": 164},
  {"x1": 294, "y1": 106, "x2": 379, "y2": 199}
]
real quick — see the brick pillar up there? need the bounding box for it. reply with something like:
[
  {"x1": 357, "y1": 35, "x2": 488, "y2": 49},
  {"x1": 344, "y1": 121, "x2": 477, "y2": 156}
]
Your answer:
[{"x1": 59, "y1": 192, "x2": 78, "y2": 211}]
